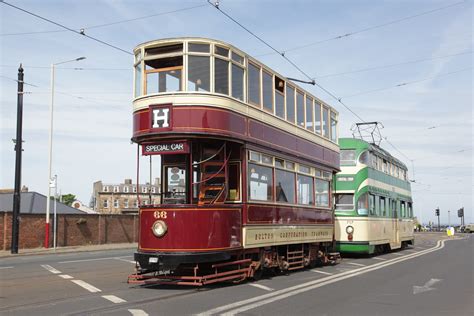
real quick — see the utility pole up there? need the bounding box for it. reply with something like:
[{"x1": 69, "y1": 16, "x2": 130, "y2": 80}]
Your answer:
[{"x1": 11, "y1": 64, "x2": 24, "y2": 254}]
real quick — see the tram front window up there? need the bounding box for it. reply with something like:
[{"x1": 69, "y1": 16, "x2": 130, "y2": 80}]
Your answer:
[
  {"x1": 145, "y1": 56, "x2": 183, "y2": 94},
  {"x1": 163, "y1": 165, "x2": 187, "y2": 204}
]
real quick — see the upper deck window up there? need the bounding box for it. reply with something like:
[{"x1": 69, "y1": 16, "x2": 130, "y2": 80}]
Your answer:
[
  {"x1": 340, "y1": 149, "x2": 356, "y2": 165},
  {"x1": 248, "y1": 63, "x2": 261, "y2": 106},
  {"x1": 231, "y1": 52, "x2": 244, "y2": 64},
  {"x1": 134, "y1": 63, "x2": 142, "y2": 97},
  {"x1": 215, "y1": 57, "x2": 229, "y2": 95},
  {"x1": 315, "y1": 102, "x2": 321, "y2": 134},
  {"x1": 322, "y1": 106, "x2": 330, "y2": 138},
  {"x1": 189, "y1": 43, "x2": 210, "y2": 53},
  {"x1": 215, "y1": 45, "x2": 229, "y2": 57},
  {"x1": 286, "y1": 85, "x2": 295, "y2": 123},
  {"x1": 262, "y1": 71, "x2": 273, "y2": 112},
  {"x1": 231, "y1": 64, "x2": 244, "y2": 101},
  {"x1": 275, "y1": 76, "x2": 285, "y2": 119},
  {"x1": 145, "y1": 57, "x2": 182, "y2": 94},
  {"x1": 296, "y1": 91, "x2": 304, "y2": 128},
  {"x1": 305, "y1": 96, "x2": 313, "y2": 131},
  {"x1": 330, "y1": 111, "x2": 337, "y2": 142},
  {"x1": 145, "y1": 43, "x2": 183, "y2": 56},
  {"x1": 188, "y1": 56, "x2": 210, "y2": 92}
]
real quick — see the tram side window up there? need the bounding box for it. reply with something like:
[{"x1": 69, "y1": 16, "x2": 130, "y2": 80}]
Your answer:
[
  {"x1": 305, "y1": 97, "x2": 314, "y2": 131},
  {"x1": 400, "y1": 201, "x2": 406, "y2": 217},
  {"x1": 145, "y1": 57, "x2": 182, "y2": 94},
  {"x1": 296, "y1": 91, "x2": 304, "y2": 128},
  {"x1": 314, "y1": 102, "x2": 321, "y2": 134},
  {"x1": 275, "y1": 76, "x2": 285, "y2": 119},
  {"x1": 335, "y1": 193, "x2": 354, "y2": 210},
  {"x1": 315, "y1": 179, "x2": 329, "y2": 207},
  {"x1": 380, "y1": 196, "x2": 386, "y2": 216},
  {"x1": 134, "y1": 62, "x2": 142, "y2": 97},
  {"x1": 322, "y1": 107, "x2": 330, "y2": 138},
  {"x1": 297, "y1": 174, "x2": 314, "y2": 205},
  {"x1": 275, "y1": 169, "x2": 296, "y2": 203},
  {"x1": 369, "y1": 194, "x2": 376, "y2": 215},
  {"x1": 248, "y1": 63, "x2": 261, "y2": 106},
  {"x1": 357, "y1": 193, "x2": 369, "y2": 215},
  {"x1": 286, "y1": 85, "x2": 295, "y2": 123},
  {"x1": 330, "y1": 111, "x2": 337, "y2": 143},
  {"x1": 232, "y1": 64, "x2": 244, "y2": 101},
  {"x1": 214, "y1": 57, "x2": 229, "y2": 95},
  {"x1": 408, "y1": 202, "x2": 413, "y2": 218},
  {"x1": 262, "y1": 71, "x2": 273, "y2": 112},
  {"x1": 226, "y1": 162, "x2": 241, "y2": 202},
  {"x1": 188, "y1": 56, "x2": 210, "y2": 92},
  {"x1": 248, "y1": 163, "x2": 273, "y2": 201},
  {"x1": 359, "y1": 151, "x2": 370, "y2": 165}
]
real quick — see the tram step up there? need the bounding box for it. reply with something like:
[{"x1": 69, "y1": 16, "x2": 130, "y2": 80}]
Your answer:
[{"x1": 288, "y1": 255, "x2": 304, "y2": 260}]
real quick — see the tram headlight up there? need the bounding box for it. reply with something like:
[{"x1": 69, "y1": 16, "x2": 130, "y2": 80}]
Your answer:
[
  {"x1": 346, "y1": 225, "x2": 354, "y2": 234},
  {"x1": 152, "y1": 220, "x2": 168, "y2": 237}
]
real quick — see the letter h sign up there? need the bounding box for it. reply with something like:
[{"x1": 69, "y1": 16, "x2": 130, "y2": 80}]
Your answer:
[{"x1": 151, "y1": 105, "x2": 171, "y2": 130}]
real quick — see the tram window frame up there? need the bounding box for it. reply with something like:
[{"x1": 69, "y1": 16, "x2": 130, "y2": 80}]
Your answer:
[
  {"x1": 248, "y1": 62, "x2": 261, "y2": 107},
  {"x1": 286, "y1": 85, "x2": 296, "y2": 123},
  {"x1": 330, "y1": 111, "x2": 338, "y2": 143},
  {"x1": 315, "y1": 178, "x2": 330, "y2": 208},
  {"x1": 144, "y1": 58, "x2": 183, "y2": 94},
  {"x1": 248, "y1": 163, "x2": 274, "y2": 202},
  {"x1": 162, "y1": 162, "x2": 188, "y2": 204},
  {"x1": 297, "y1": 174, "x2": 314, "y2": 205},
  {"x1": 214, "y1": 56, "x2": 230, "y2": 95},
  {"x1": 296, "y1": 90, "x2": 305, "y2": 128},
  {"x1": 134, "y1": 61, "x2": 142, "y2": 98},
  {"x1": 380, "y1": 196, "x2": 386, "y2": 216},
  {"x1": 357, "y1": 193, "x2": 369, "y2": 215},
  {"x1": 275, "y1": 76, "x2": 285, "y2": 119},
  {"x1": 322, "y1": 106, "x2": 330, "y2": 138},
  {"x1": 187, "y1": 55, "x2": 211, "y2": 92},
  {"x1": 305, "y1": 96, "x2": 314, "y2": 132},
  {"x1": 340, "y1": 149, "x2": 356, "y2": 165},
  {"x1": 275, "y1": 168, "x2": 296, "y2": 204},
  {"x1": 231, "y1": 63, "x2": 245, "y2": 101},
  {"x1": 314, "y1": 101, "x2": 322, "y2": 135},
  {"x1": 226, "y1": 162, "x2": 242, "y2": 202},
  {"x1": 369, "y1": 194, "x2": 376, "y2": 215},
  {"x1": 262, "y1": 70, "x2": 273, "y2": 113},
  {"x1": 188, "y1": 43, "x2": 210, "y2": 53},
  {"x1": 408, "y1": 202, "x2": 413, "y2": 218},
  {"x1": 335, "y1": 193, "x2": 354, "y2": 211}
]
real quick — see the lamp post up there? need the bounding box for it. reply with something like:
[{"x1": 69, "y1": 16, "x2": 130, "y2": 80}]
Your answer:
[{"x1": 44, "y1": 57, "x2": 85, "y2": 248}]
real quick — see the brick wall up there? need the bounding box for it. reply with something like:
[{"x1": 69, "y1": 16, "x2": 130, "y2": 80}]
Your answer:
[{"x1": 0, "y1": 212, "x2": 138, "y2": 251}]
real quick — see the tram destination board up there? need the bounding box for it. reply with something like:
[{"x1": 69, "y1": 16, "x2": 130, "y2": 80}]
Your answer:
[{"x1": 142, "y1": 140, "x2": 189, "y2": 155}]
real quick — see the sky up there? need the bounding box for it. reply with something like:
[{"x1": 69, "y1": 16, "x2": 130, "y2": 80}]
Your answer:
[{"x1": 0, "y1": 0, "x2": 472, "y2": 225}]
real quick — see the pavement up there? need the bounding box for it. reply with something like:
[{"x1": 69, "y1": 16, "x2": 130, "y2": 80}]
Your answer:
[{"x1": 0, "y1": 242, "x2": 137, "y2": 258}]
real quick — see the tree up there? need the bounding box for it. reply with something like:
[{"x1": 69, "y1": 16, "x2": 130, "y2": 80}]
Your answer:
[{"x1": 60, "y1": 194, "x2": 76, "y2": 206}]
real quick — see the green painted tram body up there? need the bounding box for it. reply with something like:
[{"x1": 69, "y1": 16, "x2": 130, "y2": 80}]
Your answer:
[{"x1": 334, "y1": 138, "x2": 414, "y2": 254}]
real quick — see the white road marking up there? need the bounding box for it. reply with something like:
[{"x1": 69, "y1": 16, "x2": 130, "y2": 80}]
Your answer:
[
  {"x1": 114, "y1": 257, "x2": 136, "y2": 264},
  {"x1": 310, "y1": 269, "x2": 333, "y2": 275},
  {"x1": 415, "y1": 246, "x2": 426, "y2": 249},
  {"x1": 372, "y1": 257, "x2": 387, "y2": 261},
  {"x1": 0, "y1": 266, "x2": 14, "y2": 270},
  {"x1": 346, "y1": 262, "x2": 366, "y2": 267},
  {"x1": 413, "y1": 278, "x2": 442, "y2": 295},
  {"x1": 58, "y1": 256, "x2": 122, "y2": 264},
  {"x1": 59, "y1": 274, "x2": 73, "y2": 279},
  {"x1": 405, "y1": 249, "x2": 417, "y2": 252},
  {"x1": 391, "y1": 252, "x2": 404, "y2": 256},
  {"x1": 198, "y1": 239, "x2": 450, "y2": 316},
  {"x1": 102, "y1": 295, "x2": 126, "y2": 303},
  {"x1": 71, "y1": 280, "x2": 102, "y2": 293},
  {"x1": 249, "y1": 283, "x2": 274, "y2": 291},
  {"x1": 41, "y1": 264, "x2": 61, "y2": 274},
  {"x1": 129, "y1": 309, "x2": 149, "y2": 316}
]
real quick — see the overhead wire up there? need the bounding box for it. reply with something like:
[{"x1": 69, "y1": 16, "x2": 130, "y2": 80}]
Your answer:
[
  {"x1": 255, "y1": 0, "x2": 468, "y2": 57},
  {"x1": 1, "y1": 1, "x2": 132, "y2": 55},
  {"x1": 341, "y1": 67, "x2": 472, "y2": 99},
  {"x1": 314, "y1": 51, "x2": 472, "y2": 79},
  {"x1": 0, "y1": 3, "x2": 207, "y2": 36}
]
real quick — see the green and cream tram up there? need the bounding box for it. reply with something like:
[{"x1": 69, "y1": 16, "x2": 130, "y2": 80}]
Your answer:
[{"x1": 334, "y1": 138, "x2": 414, "y2": 254}]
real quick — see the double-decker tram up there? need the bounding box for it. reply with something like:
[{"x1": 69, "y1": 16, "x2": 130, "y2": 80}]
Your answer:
[
  {"x1": 334, "y1": 138, "x2": 414, "y2": 254},
  {"x1": 128, "y1": 38, "x2": 341, "y2": 286}
]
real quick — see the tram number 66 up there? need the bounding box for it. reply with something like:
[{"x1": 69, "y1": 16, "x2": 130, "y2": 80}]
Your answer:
[{"x1": 154, "y1": 211, "x2": 168, "y2": 219}]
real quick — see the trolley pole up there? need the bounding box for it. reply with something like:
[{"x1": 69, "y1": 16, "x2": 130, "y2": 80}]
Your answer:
[{"x1": 11, "y1": 64, "x2": 24, "y2": 254}]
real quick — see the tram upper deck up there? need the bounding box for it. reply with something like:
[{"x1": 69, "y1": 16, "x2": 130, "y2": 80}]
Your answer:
[{"x1": 132, "y1": 37, "x2": 339, "y2": 163}]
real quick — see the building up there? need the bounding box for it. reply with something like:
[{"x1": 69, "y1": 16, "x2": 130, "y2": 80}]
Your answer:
[
  {"x1": 91, "y1": 178, "x2": 160, "y2": 214},
  {"x1": 0, "y1": 189, "x2": 85, "y2": 215}
]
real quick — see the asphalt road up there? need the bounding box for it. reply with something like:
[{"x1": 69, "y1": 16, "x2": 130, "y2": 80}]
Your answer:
[{"x1": 1, "y1": 233, "x2": 472, "y2": 316}]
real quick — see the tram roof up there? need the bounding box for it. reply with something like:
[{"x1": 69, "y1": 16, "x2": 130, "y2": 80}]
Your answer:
[
  {"x1": 133, "y1": 37, "x2": 338, "y2": 115},
  {"x1": 339, "y1": 137, "x2": 408, "y2": 170}
]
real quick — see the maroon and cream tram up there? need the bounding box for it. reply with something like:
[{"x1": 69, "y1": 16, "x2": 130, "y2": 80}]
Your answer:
[{"x1": 128, "y1": 38, "x2": 340, "y2": 285}]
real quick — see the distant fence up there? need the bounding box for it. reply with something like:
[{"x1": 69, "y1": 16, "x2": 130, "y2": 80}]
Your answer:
[{"x1": 1, "y1": 212, "x2": 138, "y2": 251}]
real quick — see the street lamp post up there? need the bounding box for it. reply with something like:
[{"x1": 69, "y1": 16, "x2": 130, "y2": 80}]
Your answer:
[{"x1": 44, "y1": 57, "x2": 85, "y2": 248}]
